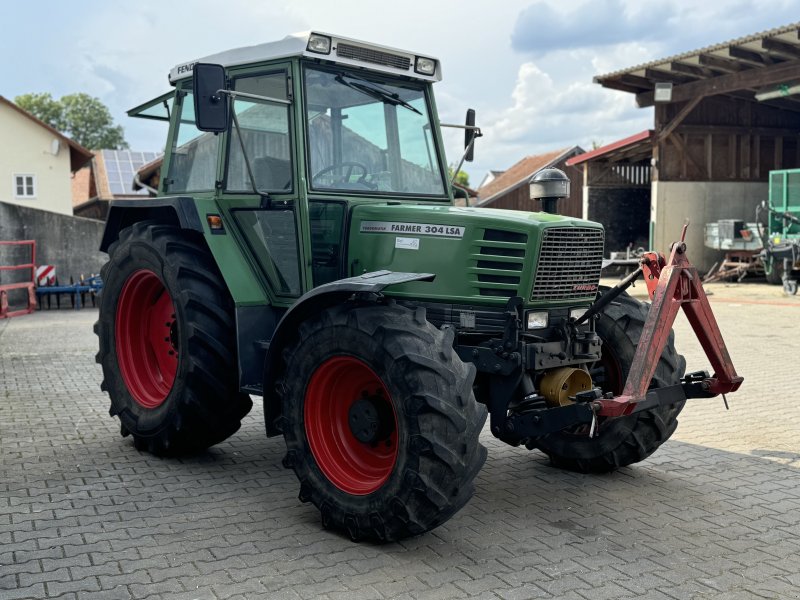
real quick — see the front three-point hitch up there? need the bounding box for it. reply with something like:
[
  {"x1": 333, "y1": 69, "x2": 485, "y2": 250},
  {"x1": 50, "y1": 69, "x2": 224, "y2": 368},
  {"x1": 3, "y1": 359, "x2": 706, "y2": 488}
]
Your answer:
[{"x1": 487, "y1": 224, "x2": 743, "y2": 446}]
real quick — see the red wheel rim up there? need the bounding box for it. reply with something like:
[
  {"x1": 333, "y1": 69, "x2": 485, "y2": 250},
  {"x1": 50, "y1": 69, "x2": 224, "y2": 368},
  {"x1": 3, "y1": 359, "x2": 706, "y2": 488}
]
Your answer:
[
  {"x1": 304, "y1": 356, "x2": 398, "y2": 495},
  {"x1": 115, "y1": 269, "x2": 178, "y2": 409}
]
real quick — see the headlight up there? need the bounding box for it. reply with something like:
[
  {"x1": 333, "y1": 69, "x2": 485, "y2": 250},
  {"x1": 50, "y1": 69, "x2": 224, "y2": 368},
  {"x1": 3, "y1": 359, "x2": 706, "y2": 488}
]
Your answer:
[
  {"x1": 307, "y1": 34, "x2": 332, "y2": 55},
  {"x1": 526, "y1": 311, "x2": 548, "y2": 330},
  {"x1": 569, "y1": 308, "x2": 588, "y2": 321},
  {"x1": 415, "y1": 56, "x2": 436, "y2": 76}
]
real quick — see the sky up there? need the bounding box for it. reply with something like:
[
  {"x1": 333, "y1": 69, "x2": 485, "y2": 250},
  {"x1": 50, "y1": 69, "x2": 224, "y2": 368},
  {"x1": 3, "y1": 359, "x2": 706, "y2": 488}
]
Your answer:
[{"x1": 2, "y1": 0, "x2": 798, "y2": 185}]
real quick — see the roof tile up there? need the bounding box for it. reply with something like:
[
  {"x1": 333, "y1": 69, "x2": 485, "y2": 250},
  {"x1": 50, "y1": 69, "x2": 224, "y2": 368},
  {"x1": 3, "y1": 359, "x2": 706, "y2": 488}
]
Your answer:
[{"x1": 477, "y1": 147, "x2": 579, "y2": 203}]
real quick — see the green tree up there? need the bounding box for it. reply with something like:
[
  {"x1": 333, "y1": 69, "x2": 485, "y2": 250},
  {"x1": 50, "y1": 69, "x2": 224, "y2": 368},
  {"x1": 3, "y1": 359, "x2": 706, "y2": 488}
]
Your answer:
[
  {"x1": 13, "y1": 92, "x2": 63, "y2": 129},
  {"x1": 447, "y1": 165, "x2": 470, "y2": 187},
  {"x1": 14, "y1": 92, "x2": 128, "y2": 150}
]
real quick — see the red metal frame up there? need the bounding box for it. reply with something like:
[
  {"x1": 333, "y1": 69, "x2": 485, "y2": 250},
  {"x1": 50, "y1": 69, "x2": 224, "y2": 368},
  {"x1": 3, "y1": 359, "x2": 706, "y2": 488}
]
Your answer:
[
  {"x1": 597, "y1": 225, "x2": 743, "y2": 417},
  {"x1": 0, "y1": 240, "x2": 37, "y2": 319}
]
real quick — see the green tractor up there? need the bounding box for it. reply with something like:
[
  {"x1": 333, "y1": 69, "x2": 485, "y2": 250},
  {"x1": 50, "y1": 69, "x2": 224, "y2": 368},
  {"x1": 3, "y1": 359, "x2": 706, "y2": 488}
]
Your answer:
[
  {"x1": 96, "y1": 32, "x2": 742, "y2": 541},
  {"x1": 761, "y1": 169, "x2": 800, "y2": 295}
]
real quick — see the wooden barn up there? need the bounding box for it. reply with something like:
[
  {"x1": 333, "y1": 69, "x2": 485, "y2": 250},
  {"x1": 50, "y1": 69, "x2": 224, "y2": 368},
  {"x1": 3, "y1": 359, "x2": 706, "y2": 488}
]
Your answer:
[{"x1": 567, "y1": 22, "x2": 800, "y2": 270}]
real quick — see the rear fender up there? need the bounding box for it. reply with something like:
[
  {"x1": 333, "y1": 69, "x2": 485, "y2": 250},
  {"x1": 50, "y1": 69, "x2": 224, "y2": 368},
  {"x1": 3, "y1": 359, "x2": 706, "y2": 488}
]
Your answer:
[
  {"x1": 99, "y1": 197, "x2": 203, "y2": 252},
  {"x1": 262, "y1": 270, "x2": 435, "y2": 436}
]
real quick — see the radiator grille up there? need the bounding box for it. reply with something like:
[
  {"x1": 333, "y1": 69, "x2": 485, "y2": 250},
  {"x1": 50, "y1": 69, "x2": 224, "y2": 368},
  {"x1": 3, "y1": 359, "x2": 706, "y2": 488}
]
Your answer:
[
  {"x1": 475, "y1": 229, "x2": 527, "y2": 299},
  {"x1": 336, "y1": 43, "x2": 411, "y2": 70},
  {"x1": 532, "y1": 227, "x2": 604, "y2": 301}
]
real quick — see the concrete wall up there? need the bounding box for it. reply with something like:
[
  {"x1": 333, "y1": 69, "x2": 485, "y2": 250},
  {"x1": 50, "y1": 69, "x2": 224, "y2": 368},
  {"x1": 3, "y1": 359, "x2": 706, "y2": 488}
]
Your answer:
[
  {"x1": 651, "y1": 181, "x2": 767, "y2": 272},
  {"x1": 0, "y1": 201, "x2": 106, "y2": 286},
  {"x1": 0, "y1": 103, "x2": 74, "y2": 215}
]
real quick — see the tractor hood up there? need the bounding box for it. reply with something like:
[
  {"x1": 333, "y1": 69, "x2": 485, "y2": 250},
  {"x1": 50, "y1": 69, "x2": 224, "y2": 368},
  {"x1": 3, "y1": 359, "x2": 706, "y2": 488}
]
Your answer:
[{"x1": 348, "y1": 204, "x2": 605, "y2": 308}]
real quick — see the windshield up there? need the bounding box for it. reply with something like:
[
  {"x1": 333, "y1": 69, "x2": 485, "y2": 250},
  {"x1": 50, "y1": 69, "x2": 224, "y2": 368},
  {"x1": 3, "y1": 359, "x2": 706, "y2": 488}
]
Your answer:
[{"x1": 304, "y1": 65, "x2": 445, "y2": 196}]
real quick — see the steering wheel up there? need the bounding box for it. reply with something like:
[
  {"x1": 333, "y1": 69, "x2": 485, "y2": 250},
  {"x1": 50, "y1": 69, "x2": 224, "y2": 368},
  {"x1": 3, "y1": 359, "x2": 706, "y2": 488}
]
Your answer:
[{"x1": 312, "y1": 162, "x2": 375, "y2": 189}]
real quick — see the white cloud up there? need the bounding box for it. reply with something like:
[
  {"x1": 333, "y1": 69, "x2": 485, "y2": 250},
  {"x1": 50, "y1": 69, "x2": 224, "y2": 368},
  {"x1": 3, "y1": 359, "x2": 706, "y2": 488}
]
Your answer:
[
  {"x1": 2, "y1": 0, "x2": 797, "y2": 182},
  {"x1": 465, "y1": 55, "x2": 650, "y2": 178}
]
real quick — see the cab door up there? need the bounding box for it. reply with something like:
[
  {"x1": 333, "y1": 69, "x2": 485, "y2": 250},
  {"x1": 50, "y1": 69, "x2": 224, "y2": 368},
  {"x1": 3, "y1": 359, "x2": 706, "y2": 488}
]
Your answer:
[{"x1": 214, "y1": 64, "x2": 308, "y2": 307}]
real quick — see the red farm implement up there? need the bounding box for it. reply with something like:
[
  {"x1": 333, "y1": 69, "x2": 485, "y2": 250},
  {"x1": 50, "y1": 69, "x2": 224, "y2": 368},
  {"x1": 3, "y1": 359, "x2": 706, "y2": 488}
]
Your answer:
[{"x1": 0, "y1": 240, "x2": 37, "y2": 319}]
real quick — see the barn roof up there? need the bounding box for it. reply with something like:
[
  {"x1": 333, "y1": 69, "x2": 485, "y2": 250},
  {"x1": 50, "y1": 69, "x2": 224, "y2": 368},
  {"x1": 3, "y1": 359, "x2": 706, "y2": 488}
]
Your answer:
[{"x1": 595, "y1": 22, "x2": 800, "y2": 111}]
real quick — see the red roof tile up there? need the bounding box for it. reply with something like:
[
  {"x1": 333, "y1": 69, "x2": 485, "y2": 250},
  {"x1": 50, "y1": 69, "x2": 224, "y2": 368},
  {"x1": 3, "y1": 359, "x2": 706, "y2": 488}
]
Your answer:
[{"x1": 477, "y1": 147, "x2": 580, "y2": 204}]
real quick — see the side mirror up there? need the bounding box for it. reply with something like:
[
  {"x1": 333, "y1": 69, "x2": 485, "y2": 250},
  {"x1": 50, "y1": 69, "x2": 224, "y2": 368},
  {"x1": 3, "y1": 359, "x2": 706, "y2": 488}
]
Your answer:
[
  {"x1": 464, "y1": 109, "x2": 476, "y2": 162},
  {"x1": 193, "y1": 63, "x2": 228, "y2": 132}
]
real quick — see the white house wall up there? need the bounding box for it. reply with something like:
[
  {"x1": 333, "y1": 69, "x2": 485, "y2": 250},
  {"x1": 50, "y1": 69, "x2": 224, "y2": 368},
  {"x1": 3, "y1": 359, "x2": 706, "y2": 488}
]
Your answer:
[{"x1": 0, "y1": 103, "x2": 74, "y2": 215}]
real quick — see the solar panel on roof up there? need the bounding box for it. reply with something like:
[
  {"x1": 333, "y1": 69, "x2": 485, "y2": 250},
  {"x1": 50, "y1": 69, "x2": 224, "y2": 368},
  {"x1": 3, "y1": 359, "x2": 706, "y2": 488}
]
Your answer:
[{"x1": 102, "y1": 149, "x2": 163, "y2": 195}]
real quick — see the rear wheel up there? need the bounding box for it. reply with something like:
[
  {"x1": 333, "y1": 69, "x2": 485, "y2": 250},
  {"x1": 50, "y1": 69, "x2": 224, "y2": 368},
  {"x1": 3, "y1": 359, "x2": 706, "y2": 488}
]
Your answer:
[
  {"x1": 280, "y1": 302, "x2": 487, "y2": 542},
  {"x1": 533, "y1": 290, "x2": 686, "y2": 473},
  {"x1": 96, "y1": 222, "x2": 252, "y2": 454},
  {"x1": 765, "y1": 259, "x2": 783, "y2": 285}
]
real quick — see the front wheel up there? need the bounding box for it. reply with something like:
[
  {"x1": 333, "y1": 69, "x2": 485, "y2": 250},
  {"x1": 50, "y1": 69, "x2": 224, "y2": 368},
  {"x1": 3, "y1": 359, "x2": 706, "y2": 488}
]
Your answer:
[
  {"x1": 532, "y1": 289, "x2": 686, "y2": 473},
  {"x1": 280, "y1": 303, "x2": 487, "y2": 542}
]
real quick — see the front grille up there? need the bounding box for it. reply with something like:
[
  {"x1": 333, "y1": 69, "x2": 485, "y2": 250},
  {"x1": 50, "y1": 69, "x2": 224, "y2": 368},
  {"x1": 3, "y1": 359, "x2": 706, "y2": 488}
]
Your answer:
[
  {"x1": 532, "y1": 227, "x2": 604, "y2": 301},
  {"x1": 336, "y1": 43, "x2": 411, "y2": 70},
  {"x1": 474, "y1": 229, "x2": 528, "y2": 299}
]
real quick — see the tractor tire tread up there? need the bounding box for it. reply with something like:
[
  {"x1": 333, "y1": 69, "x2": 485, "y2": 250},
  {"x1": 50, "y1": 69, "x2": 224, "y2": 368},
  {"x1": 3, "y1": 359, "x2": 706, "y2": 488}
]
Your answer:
[
  {"x1": 95, "y1": 221, "x2": 251, "y2": 455},
  {"x1": 534, "y1": 289, "x2": 685, "y2": 473},
  {"x1": 280, "y1": 302, "x2": 487, "y2": 542}
]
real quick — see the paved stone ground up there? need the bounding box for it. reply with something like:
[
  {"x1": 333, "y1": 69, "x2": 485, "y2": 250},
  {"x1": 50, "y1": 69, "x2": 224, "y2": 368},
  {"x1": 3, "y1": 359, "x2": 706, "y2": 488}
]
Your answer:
[{"x1": 1, "y1": 281, "x2": 799, "y2": 600}]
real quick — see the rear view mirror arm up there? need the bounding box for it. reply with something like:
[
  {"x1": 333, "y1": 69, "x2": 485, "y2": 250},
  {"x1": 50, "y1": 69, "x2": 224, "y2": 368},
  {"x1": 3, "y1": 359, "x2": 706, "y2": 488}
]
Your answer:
[
  {"x1": 216, "y1": 89, "x2": 292, "y2": 106},
  {"x1": 446, "y1": 126, "x2": 482, "y2": 187}
]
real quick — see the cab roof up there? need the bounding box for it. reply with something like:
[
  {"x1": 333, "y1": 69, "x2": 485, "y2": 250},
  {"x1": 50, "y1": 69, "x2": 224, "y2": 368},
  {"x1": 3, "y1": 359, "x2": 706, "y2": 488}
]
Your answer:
[{"x1": 168, "y1": 31, "x2": 442, "y2": 85}]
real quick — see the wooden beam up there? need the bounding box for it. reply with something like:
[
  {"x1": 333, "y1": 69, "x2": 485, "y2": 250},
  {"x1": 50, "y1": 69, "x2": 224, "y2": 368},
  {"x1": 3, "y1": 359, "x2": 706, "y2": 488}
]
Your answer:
[
  {"x1": 607, "y1": 147, "x2": 652, "y2": 163},
  {"x1": 637, "y1": 59, "x2": 800, "y2": 107},
  {"x1": 741, "y1": 134, "x2": 751, "y2": 179},
  {"x1": 599, "y1": 79, "x2": 647, "y2": 94},
  {"x1": 671, "y1": 61, "x2": 717, "y2": 78},
  {"x1": 644, "y1": 68, "x2": 697, "y2": 83},
  {"x1": 728, "y1": 45, "x2": 778, "y2": 66},
  {"x1": 658, "y1": 96, "x2": 703, "y2": 142},
  {"x1": 618, "y1": 74, "x2": 654, "y2": 89},
  {"x1": 676, "y1": 125, "x2": 800, "y2": 138},
  {"x1": 724, "y1": 89, "x2": 757, "y2": 101},
  {"x1": 754, "y1": 134, "x2": 761, "y2": 178},
  {"x1": 761, "y1": 37, "x2": 800, "y2": 59},
  {"x1": 698, "y1": 53, "x2": 750, "y2": 72}
]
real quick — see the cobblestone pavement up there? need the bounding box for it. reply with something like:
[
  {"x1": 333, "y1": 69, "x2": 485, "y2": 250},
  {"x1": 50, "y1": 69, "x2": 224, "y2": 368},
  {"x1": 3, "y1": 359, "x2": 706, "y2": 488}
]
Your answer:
[{"x1": 1, "y1": 281, "x2": 799, "y2": 600}]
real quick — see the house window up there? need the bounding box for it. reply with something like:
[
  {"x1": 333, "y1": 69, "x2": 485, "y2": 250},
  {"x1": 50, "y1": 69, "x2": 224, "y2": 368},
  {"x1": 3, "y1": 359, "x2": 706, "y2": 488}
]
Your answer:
[{"x1": 14, "y1": 175, "x2": 36, "y2": 198}]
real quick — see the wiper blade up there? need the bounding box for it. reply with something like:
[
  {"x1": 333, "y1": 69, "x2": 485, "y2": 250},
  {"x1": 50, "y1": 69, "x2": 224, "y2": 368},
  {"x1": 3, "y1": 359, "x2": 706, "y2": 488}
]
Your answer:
[{"x1": 335, "y1": 74, "x2": 421, "y2": 115}]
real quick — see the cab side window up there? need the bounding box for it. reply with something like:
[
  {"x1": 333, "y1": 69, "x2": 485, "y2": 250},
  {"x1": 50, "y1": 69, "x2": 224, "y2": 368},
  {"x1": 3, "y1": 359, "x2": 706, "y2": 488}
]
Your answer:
[
  {"x1": 165, "y1": 90, "x2": 220, "y2": 192},
  {"x1": 226, "y1": 71, "x2": 293, "y2": 193}
]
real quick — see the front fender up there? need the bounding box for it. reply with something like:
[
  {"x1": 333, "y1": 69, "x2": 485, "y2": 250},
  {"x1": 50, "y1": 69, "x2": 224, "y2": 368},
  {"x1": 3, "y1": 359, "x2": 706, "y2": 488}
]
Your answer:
[{"x1": 262, "y1": 270, "x2": 435, "y2": 436}]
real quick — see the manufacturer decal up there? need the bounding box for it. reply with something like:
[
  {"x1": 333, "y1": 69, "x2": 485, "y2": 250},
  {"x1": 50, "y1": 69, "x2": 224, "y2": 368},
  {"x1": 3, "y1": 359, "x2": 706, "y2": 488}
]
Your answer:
[
  {"x1": 395, "y1": 237, "x2": 420, "y2": 250},
  {"x1": 361, "y1": 221, "x2": 464, "y2": 238},
  {"x1": 176, "y1": 62, "x2": 197, "y2": 75}
]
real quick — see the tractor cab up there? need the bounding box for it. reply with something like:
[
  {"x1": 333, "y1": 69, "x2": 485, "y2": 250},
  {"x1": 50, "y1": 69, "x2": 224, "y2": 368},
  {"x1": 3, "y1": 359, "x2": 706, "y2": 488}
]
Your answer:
[{"x1": 129, "y1": 31, "x2": 477, "y2": 299}]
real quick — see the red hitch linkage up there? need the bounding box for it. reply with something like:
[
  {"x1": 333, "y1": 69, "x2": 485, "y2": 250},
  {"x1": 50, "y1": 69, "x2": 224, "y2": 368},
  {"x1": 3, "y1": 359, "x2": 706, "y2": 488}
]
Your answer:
[{"x1": 596, "y1": 224, "x2": 744, "y2": 417}]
